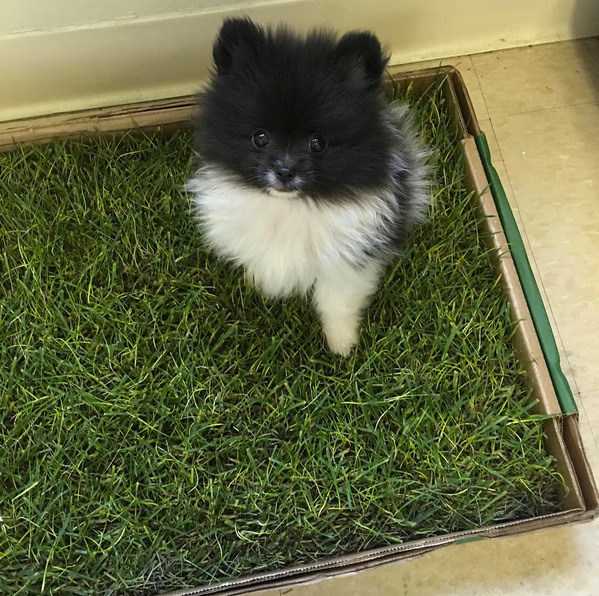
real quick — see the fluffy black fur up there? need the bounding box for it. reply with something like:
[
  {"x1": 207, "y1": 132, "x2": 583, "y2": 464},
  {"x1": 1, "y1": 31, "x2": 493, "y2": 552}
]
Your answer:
[
  {"x1": 189, "y1": 19, "x2": 429, "y2": 354},
  {"x1": 194, "y1": 18, "x2": 409, "y2": 202}
]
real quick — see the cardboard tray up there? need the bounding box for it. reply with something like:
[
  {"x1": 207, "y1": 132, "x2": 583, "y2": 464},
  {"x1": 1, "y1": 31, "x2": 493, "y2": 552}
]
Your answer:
[{"x1": 1, "y1": 67, "x2": 597, "y2": 596}]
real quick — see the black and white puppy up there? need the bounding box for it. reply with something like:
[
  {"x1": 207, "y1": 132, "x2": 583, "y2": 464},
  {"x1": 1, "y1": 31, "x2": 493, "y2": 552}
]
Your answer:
[{"x1": 187, "y1": 18, "x2": 429, "y2": 355}]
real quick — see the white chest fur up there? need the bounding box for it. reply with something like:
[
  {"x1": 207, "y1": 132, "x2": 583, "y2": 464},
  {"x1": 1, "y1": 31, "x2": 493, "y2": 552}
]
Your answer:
[{"x1": 187, "y1": 167, "x2": 393, "y2": 298}]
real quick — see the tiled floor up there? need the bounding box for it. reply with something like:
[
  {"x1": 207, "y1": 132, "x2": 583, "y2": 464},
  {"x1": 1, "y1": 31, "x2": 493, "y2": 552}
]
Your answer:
[{"x1": 254, "y1": 39, "x2": 599, "y2": 596}]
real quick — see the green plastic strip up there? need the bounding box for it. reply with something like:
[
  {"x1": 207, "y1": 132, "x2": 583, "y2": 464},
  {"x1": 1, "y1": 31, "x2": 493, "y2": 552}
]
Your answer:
[{"x1": 475, "y1": 133, "x2": 578, "y2": 414}]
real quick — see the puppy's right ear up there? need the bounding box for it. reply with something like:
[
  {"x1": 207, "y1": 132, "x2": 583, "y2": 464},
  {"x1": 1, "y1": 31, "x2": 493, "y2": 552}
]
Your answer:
[{"x1": 213, "y1": 17, "x2": 263, "y2": 75}]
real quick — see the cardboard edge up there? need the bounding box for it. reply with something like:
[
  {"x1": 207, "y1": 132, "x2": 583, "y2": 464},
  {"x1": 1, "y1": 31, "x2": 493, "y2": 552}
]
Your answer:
[
  {"x1": 543, "y1": 417, "x2": 585, "y2": 511},
  {"x1": 447, "y1": 68, "x2": 482, "y2": 137},
  {"x1": 3, "y1": 65, "x2": 597, "y2": 596},
  {"x1": 0, "y1": 97, "x2": 197, "y2": 152},
  {"x1": 461, "y1": 137, "x2": 562, "y2": 418},
  {"x1": 475, "y1": 133, "x2": 579, "y2": 415},
  {"x1": 562, "y1": 414, "x2": 599, "y2": 511},
  {"x1": 464, "y1": 127, "x2": 598, "y2": 515},
  {"x1": 387, "y1": 66, "x2": 469, "y2": 137},
  {"x1": 459, "y1": 118, "x2": 598, "y2": 516},
  {"x1": 387, "y1": 66, "x2": 480, "y2": 138},
  {"x1": 159, "y1": 508, "x2": 589, "y2": 596}
]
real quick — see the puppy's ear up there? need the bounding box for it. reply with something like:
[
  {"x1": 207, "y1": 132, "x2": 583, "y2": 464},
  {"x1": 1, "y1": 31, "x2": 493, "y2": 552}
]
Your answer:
[
  {"x1": 213, "y1": 17, "x2": 263, "y2": 75},
  {"x1": 335, "y1": 31, "x2": 388, "y2": 89}
]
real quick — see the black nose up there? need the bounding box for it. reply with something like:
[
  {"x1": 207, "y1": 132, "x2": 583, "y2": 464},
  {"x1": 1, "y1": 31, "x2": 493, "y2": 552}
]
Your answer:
[{"x1": 275, "y1": 166, "x2": 296, "y2": 182}]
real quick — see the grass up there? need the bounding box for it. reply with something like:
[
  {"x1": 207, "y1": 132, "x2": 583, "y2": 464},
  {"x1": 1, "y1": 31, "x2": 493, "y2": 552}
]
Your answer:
[{"x1": 0, "y1": 82, "x2": 563, "y2": 595}]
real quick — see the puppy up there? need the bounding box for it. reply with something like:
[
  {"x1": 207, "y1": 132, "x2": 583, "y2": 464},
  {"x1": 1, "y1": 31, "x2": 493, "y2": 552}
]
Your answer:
[{"x1": 187, "y1": 18, "x2": 429, "y2": 355}]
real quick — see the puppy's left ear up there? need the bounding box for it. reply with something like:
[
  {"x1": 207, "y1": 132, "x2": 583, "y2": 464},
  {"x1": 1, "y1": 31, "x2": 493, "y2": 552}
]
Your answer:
[{"x1": 335, "y1": 31, "x2": 388, "y2": 89}]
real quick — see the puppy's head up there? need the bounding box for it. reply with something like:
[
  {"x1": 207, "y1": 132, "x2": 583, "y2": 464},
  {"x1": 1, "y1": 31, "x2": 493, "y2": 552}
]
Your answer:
[{"x1": 195, "y1": 18, "x2": 394, "y2": 200}]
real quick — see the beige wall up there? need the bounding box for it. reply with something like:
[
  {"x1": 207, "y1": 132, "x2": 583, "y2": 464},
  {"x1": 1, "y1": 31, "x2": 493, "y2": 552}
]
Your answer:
[
  {"x1": 1, "y1": 1, "x2": 276, "y2": 33},
  {"x1": 2, "y1": 0, "x2": 598, "y2": 121}
]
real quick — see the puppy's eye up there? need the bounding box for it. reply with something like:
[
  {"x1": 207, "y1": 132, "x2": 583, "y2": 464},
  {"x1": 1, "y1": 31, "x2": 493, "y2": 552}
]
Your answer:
[
  {"x1": 252, "y1": 130, "x2": 269, "y2": 148},
  {"x1": 309, "y1": 135, "x2": 327, "y2": 153}
]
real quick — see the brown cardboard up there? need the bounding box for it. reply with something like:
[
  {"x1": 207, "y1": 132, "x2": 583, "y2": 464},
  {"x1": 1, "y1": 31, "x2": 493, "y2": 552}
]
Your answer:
[
  {"x1": 563, "y1": 415, "x2": 599, "y2": 510},
  {"x1": 0, "y1": 97, "x2": 196, "y2": 152},
  {"x1": 461, "y1": 138, "x2": 561, "y2": 417},
  {"x1": 1, "y1": 66, "x2": 597, "y2": 596}
]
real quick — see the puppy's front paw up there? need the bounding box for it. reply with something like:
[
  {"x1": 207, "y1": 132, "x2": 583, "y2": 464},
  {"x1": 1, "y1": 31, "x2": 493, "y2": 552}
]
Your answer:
[{"x1": 324, "y1": 321, "x2": 359, "y2": 357}]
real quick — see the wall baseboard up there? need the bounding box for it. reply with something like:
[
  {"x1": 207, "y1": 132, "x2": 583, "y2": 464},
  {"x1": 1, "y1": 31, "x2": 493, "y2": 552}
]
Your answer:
[{"x1": 2, "y1": 0, "x2": 598, "y2": 122}]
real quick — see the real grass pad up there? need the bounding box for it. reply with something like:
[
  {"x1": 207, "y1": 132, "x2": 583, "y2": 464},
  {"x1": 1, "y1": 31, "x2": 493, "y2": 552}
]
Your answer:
[{"x1": 0, "y1": 85, "x2": 563, "y2": 595}]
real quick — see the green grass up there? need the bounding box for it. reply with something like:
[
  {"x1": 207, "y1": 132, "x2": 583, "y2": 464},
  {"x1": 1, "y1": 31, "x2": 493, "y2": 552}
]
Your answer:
[{"x1": 0, "y1": 83, "x2": 563, "y2": 595}]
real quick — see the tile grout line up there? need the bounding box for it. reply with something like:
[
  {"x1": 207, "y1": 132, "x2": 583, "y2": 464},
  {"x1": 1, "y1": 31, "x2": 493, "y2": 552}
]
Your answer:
[
  {"x1": 578, "y1": 405, "x2": 598, "y2": 451},
  {"x1": 488, "y1": 119, "x2": 507, "y2": 163},
  {"x1": 579, "y1": 408, "x2": 599, "y2": 450},
  {"x1": 468, "y1": 56, "x2": 493, "y2": 122},
  {"x1": 578, "y1": 390, "x2": 599, "y2": 396},
  {"x1": 486, "y1": 99, "x2": 599, "y2": 120}
]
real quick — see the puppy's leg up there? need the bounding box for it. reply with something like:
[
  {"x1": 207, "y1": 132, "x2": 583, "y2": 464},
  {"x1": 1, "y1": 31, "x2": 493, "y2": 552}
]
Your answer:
[{"x1": 313, "y1": 263, "x2": 382, "y2": 356}]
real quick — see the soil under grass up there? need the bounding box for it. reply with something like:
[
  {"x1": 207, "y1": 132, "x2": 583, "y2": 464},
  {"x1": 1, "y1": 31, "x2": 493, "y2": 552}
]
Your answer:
[{"x1": 0, "y1": 84, "x2": 563, "y2": 595}]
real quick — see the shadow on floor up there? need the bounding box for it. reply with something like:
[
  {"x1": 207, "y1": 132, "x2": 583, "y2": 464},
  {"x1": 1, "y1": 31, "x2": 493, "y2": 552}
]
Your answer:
[{"x1": 572, "y1": 1, "x2": 599, "y2": 97}]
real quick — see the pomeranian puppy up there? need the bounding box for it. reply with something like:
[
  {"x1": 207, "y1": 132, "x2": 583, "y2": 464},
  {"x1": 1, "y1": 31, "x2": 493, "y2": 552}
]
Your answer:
[{"x1": 187, "y1": 17, "x2": 429, "y2": 355}]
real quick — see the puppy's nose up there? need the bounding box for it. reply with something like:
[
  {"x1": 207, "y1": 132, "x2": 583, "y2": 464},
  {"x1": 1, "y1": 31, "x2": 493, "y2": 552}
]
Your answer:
[{"x1": 275, "y1": 166, "x2": 296, "y2": 182}]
